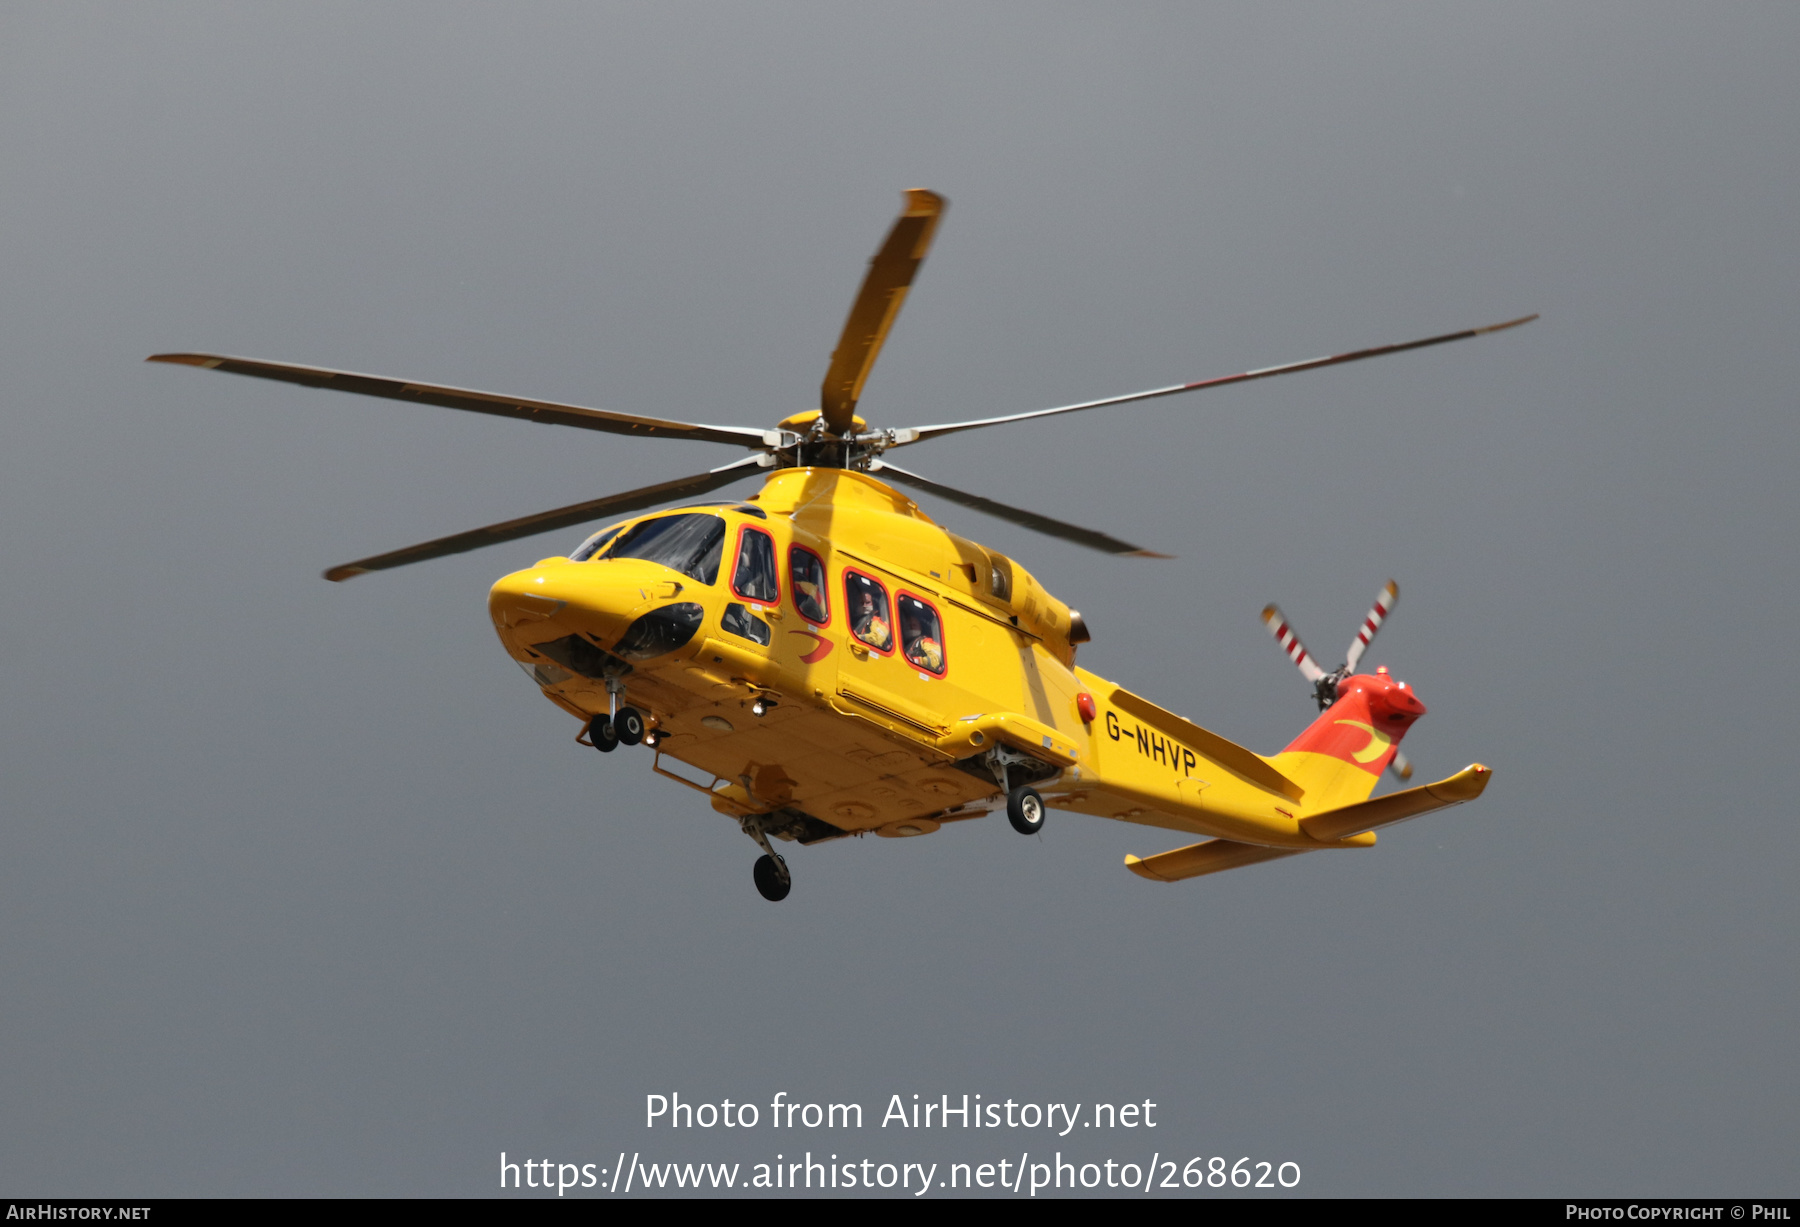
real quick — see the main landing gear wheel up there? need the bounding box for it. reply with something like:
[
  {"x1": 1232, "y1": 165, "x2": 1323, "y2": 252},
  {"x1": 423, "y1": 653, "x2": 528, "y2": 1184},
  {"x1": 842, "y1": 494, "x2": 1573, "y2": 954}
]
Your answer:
[
  {"x1": 613, "y1": 706, "x2": 646, "y2": 746},
  {"x1": 1007, "y1": 785, "x2": 1045, "y2": 835},
  {"x1": 753, "y1": 853, "x2": 791, "y2": 902},
  {"x1": 587, "y1": 716, "x2": 618, "y2": 753}
]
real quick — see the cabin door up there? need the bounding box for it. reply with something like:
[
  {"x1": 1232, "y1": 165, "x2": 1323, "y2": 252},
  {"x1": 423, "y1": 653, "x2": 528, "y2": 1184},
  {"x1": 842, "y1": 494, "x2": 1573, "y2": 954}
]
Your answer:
[{"x1": 834, "y1": 561, "x2": 958, "y2": 738}]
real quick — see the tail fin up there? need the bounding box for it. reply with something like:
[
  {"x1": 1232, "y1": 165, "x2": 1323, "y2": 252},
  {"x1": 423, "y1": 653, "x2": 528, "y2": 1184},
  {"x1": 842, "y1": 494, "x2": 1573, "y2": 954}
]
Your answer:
[{"x1": 1266, "y1": 668, "x2": 1426, "y2": 812}]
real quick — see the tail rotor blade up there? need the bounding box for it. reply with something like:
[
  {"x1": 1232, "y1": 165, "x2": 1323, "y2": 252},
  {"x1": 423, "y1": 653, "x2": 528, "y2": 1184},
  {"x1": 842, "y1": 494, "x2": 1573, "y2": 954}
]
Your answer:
[
  {"x1": 1343, "y1": 579, "x2": 1399, "y2": 673},
  {"x1": 1261, "y1": 604, "x2": 1326, "y2": 683},
  {"x1": 1390, "y1": 749, "x2": 1415, "y2": 782}
]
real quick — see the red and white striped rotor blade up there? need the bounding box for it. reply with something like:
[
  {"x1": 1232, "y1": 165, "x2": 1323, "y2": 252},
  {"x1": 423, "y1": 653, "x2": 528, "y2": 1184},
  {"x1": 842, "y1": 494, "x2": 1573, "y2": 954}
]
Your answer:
[
  {"x1": 1390, "y1": 749, "x2": 1415, "y2": 782},
  {"x1": 1343, "y1": 579, "x2": 1399, "y2": 673},
  {"x1": 1261, "y1": 604, "x2": 1326, "y2": 683}
]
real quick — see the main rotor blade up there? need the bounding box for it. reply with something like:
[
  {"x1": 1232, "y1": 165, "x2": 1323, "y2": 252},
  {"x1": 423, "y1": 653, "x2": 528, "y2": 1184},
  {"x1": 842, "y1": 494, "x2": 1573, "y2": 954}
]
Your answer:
[
  {"x1": 1343, "y1": 579, "x2": 1399, "y2": 673},
  {"x1": 1260, "y1": 604, "x2": 1327, "y2": 684},
  {"x1": 820, "y1": 189, "x2": 945, "y2": 435},
  {"x1": 322, "y1": 455, "x2": 768, "y2": 581},
  {"x1": 147, "y1": 354, "x2": 773, "y2": 448},
  {"x1": 887, "y1": 314, "x2": 1538, "y2": 447},
  {"x1": 869, "y1": 460, "x2": 1170, "y2": 558}
]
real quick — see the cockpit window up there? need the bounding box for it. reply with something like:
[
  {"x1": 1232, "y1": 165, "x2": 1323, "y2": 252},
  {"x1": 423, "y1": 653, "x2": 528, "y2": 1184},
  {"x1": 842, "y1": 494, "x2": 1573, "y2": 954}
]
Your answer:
[
  {"x1": 569, "y1": 522, "x2": 626, "y2": 562},
  {"x1": 731, "y1": 527, "x2": 779, "y2": 603},
  {"x1": 790, "y1": 547, "x2": 828, "y2": 624},
  {"x1": 605, "y1": 514, "x2": 726, "y2": 584}
]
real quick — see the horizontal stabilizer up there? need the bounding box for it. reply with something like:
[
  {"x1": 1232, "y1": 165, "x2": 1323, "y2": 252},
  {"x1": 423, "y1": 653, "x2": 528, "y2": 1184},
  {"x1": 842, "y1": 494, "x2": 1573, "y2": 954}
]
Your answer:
[
  {"x1": 1125, "y1": 763, "x2": 1492, "y2": 883},
  {"x1": 1125, "y1": 840, "x2": 1305, "y2": 883},
  {"x1": 1298, "y1": 763, "x2": 1491, "y2": 842}
]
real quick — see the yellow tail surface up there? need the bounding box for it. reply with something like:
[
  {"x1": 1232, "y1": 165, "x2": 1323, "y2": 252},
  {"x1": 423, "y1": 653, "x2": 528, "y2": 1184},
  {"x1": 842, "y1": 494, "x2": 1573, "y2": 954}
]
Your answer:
[
  {"x1": 1264, "y1": 675, "x2": 1419, "y2": 812},
  {"x1": 1265, "y1": 749, "x2": 1387, "y2": 813},
  {"x1": 1125, "y1": 764, "x2": 1493, "y2": 882}
]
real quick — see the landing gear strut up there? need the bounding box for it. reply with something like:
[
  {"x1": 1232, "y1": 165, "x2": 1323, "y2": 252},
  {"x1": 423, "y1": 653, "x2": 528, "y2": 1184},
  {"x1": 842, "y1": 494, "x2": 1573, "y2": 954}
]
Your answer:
[
  {"x1": 586, "y1": 677, "x2": 647, "y2": 751},
  {"x1": 740, "y1": 813, "x2": 793, "y2": 902},
  {"x1": 984, "y1": 745, "x2": 1048, "y2": 836}
]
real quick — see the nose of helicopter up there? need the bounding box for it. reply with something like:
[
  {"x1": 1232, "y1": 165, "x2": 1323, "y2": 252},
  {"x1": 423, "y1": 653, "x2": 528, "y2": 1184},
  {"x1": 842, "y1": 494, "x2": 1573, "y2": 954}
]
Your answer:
[
  {"x1": 489, "y1": 559, "x2": 698, "y2": 655},
  {"x1": 488, "y1": 564, "x2": 576, "y2": 632},
  {"x1": 487, "y1": 561, "x2": 641, "y2": 646}
]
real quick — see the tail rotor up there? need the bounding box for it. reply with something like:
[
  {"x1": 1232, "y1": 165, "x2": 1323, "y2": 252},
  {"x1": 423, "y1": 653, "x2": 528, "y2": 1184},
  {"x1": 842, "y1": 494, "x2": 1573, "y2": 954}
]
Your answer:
[
  {"x1": 1260, "y1": 579, "x2": 1415, "y2": 780},
  {"x1": 1343, "y1": 579, "x2": 1399, "y2": 674},
  {"x1": 1259, "y1": 604, "x2": 1326, "y2": 685}
]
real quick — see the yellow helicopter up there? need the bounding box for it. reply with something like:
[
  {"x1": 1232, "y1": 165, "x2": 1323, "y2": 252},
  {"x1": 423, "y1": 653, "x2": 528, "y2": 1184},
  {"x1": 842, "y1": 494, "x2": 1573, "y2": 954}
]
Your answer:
[{"x1": 150, "y1": 190, "x2": 1530, "y2": 900}]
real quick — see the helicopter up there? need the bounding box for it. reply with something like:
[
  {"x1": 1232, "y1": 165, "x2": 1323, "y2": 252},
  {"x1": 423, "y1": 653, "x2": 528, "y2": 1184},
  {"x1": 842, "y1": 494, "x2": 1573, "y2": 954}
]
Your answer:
[{"x1": 150, "y1": 189, "x2": 1526, "y2": 900}]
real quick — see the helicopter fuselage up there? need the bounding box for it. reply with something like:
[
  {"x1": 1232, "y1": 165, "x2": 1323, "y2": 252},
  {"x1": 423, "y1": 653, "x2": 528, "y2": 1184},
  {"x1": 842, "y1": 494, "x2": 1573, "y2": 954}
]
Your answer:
[{"x1": 488, "y1": 467, "x2": 1386, "y2": 853}]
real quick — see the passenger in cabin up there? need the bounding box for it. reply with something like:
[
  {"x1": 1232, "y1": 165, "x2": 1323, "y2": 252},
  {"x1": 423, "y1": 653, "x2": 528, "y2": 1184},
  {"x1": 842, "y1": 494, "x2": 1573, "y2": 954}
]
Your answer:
[
  {"x1": 794, "y1": 579, "x2": 827, "y2": 622},
  {"x1": 899, "y1": 597, "x2": 944, "y2": 673},
  {"x1": 849, "y1": 584, "x2": 891, "y2": 650}
]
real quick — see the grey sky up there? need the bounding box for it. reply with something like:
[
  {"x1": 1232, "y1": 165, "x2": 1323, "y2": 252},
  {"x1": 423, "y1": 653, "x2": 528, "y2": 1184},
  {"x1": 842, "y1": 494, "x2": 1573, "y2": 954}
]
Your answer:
[{"x1": 1, "y1": 2, "x2": 1794, "y2": 1196}]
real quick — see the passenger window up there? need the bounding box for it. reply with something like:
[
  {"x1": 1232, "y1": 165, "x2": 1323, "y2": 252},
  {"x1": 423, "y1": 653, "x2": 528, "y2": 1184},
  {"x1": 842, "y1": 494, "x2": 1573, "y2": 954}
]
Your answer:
[
  {"x1": 721, "y1": 602, "x2": 771, "y2": 647},
  {"x1": 731, "y1": 527, "x2": 778, "y2": 604},
  {"x1": 897, "y1": 594, "x2": 946, "y2": 675},
  {"x1": 844, "y1": 571, "x2": 892, "y2": 652},
  {"x1": 790, "y1": 547, "x2": 829, "y2": 624}
]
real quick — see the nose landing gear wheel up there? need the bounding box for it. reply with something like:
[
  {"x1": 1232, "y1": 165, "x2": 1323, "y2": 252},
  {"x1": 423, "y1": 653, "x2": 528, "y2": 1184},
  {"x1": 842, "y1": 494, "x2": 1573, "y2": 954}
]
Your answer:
[
  {"x1": 1007, "y1": 785, "x2": 1045, "y2": 835},
  {"x1": 753, "y1": 853, "x2": 790, "y2": 901},
  {"x1": 587, "y1": 716, "x2": 618, "y2": 753},
  {"x1": 614, "y1": 706, "x2": 646, "y2": 746}
]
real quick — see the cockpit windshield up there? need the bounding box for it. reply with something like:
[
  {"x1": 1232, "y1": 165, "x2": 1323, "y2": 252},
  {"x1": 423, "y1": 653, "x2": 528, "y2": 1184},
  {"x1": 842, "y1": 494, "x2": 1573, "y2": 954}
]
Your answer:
[
  {"x1": 569, "y1": 523, "x2": 626, "y2": 562},
  {"x1": 600, "y1": 513, "x2": 726, "y2": 584}
]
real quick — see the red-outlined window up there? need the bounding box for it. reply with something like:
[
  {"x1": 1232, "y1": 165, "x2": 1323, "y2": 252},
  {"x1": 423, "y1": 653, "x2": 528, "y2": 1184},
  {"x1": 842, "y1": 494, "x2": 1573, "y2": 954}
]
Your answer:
[
  {"x1": 789, "y1": 545, "x2": 830, "y2": 626},
  {"x1": 730, "y1": 525, "x2": 779, "y2": 605},
  {"x1": 895, "y1": 590, "x2": 948, "y2": 677},
  {"x1": 843, "y1": 569, "x2": 894, "y2": 655}
]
